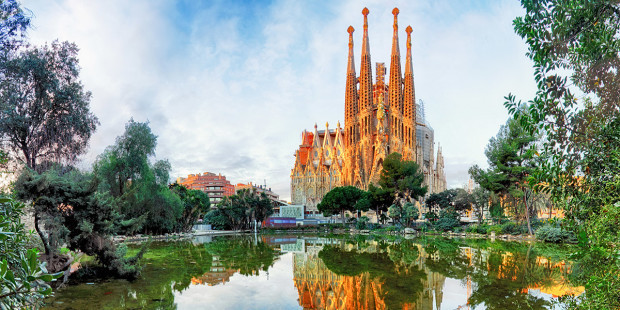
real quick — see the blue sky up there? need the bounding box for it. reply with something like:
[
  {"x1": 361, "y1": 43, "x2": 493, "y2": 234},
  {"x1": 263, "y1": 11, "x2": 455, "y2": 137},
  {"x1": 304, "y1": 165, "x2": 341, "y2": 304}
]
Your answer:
[{"x1": 22, "y1": 0, "x2": 537, "y2": 201}]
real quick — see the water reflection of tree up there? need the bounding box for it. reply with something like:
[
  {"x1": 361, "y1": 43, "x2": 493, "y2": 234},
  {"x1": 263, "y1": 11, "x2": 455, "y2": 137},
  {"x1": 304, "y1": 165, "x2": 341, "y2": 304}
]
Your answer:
[
  {"x1": 127, "y1": 241, "x2": 214, "y2": 308},
  {"x1": 421, "y1": 237, "x2": 574, "y2": 310},
  {"x1": 46, "y1": 241, "x2": 215, "y2": 309},
  {"x1": 318, "y1": 239, "x2": 426, "y2": 310},
  {"x1": 202, "y1": 236, "x2": 281, "y2": 276},
  {"x1": 48, "y1": 237, "x2": 282, "y2": 309}
]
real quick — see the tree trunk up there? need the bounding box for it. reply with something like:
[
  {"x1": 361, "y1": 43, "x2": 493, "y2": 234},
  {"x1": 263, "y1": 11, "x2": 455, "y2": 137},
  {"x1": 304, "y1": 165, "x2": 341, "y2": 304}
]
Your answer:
[
  {"x1": 524, "y1": 191, "x2": 533, "y2": 235},
  {"x1": 34, "y1": 210, "x2": 52, "y2": 256}
]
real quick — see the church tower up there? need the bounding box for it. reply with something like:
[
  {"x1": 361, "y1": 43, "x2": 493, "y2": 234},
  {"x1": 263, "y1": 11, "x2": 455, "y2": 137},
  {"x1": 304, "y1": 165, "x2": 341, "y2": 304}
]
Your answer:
[
  {"x1": 388, "y1": 8, "x2": 403, "y2": 156},
  {"x1": 344, "y1": 25, "x2": 358, "y2": 186},
  {"x1": 403, "y1": 25, "x2": 416, "y2": 161},
  {"x1": 357, "y1": 7, "x2": 374, "y2": 187},
  {"x1": 292, "y1": 7, "x2": 445, "y2": 213}
]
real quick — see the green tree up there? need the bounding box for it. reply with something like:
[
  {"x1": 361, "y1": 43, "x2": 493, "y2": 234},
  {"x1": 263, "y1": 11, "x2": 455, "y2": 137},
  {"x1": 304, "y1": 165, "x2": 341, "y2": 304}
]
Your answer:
[
  {"x1": 469, "y1": 117, "x2": 538, "y2": 234},
  {"x1": 366, "y1": 183, "x2": 393, "y2": 223},
  {"x1": 506, "y1": 2, "x2": 620, "y2": 307},
  {"x1": 14, "y1": 168, "x2": 146, "y2": 280},
  {"x1": 454, "y1": 188, "x2": 473, "y2": 212},
  {"x1": 169, "y1": 183, "x2": 210, "y2": 232},
  {"x1": 317, "y1": 186, "x2": 365, "y2": 225},
  {"x1": 0, "y1": 40, "x2": 98, "y2": 171},
  {"x1": 470, "y1": 187, "x2": 491, "y2": 225},
  {"x1": 94, "y1": 119, "x2": 182, "y2": 235},
  {"x1": 425, "y1": 189, "x2": 458, "y2": 212},
  {"x1": 388, "y1": 201, "x2": 419, "y2": 227},
  {"x1": 205, "y1": 189, "x2": 274, "y2": 231},
  {"x1": 379, "y1": 152, "x2": 427, "y2": 224},
  {"x1": 0, "y1": 5, "x2": 61, "y2": 306},
  {"x1": 434, "y1": 207, "x2": 461, "y2": 232}
]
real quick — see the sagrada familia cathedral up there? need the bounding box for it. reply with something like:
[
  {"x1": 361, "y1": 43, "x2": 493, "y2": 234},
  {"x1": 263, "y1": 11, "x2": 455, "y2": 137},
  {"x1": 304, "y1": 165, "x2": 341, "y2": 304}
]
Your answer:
[{"x1": 291, "y1": 8, "x2": 447, "y2": 214}]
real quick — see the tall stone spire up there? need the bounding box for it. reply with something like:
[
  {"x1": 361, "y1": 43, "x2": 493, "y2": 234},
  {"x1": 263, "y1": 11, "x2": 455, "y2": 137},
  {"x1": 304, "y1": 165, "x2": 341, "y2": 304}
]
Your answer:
[
  {"x1": 403, "y1": 25, "x2": 416, "y2": 151},
  {"x1": 389, "y1": 8, "x2": 403, "y2": 113},
  {"x1": 345, "y1": 26, "x2": 358, "y2": 147},
  {"x1": 359, "y1": 7, "x2": 373, "y2": 113}
]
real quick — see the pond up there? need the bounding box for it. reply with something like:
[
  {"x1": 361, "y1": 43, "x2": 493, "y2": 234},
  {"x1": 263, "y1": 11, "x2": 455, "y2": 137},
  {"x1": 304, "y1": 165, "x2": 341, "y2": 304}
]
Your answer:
[{"x1": 44, "y1": 234, "x2": 583, "y2": 309}]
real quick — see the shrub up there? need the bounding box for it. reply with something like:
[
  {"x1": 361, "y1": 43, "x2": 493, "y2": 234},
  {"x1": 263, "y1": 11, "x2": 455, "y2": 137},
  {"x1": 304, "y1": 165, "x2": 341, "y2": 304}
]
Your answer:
[
  {"x1": 365, "y1": 223, "x2": 378, "y2": 230},
  {"x1": 417, "y1": 222, "x2": 432, "y2": 232},
  {"x1": 501, "y1": 222, "x2": 528, "y2": 235},
  {"x1": 487, "y1": 225, "x2": 503, "y2": 235},
  {"x1": 356, "y1": 216, "x2": 369, "y2": 230},
  {"x1": 434, "y1": 217, "x2": 460, "y2": 232},
  {"x1": 0, "y1": 196, "x2": 60, "y2": 308},
  {"x1": 466, "y1": 224, "x2": 488, "y2": 234},
  {"x1": 535, "y1": 225, "x2": 577, "y2": 243}
]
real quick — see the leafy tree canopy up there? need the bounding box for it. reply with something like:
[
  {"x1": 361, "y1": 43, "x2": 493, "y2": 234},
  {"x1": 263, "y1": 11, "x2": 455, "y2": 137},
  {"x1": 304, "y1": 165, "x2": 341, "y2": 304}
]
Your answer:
[
  {"x1": 317, "y1": 186, "x2": 366, "y2": 224},
  {"x1": 14, "y1": 167, "x2": 145, "y2": 279},
  {"x1": 0, "y1": 40, "x2": 98, "y2": 171},
  {"x1": 169, "y1": 183, "x2": 210, "y2": 232},
  {"x1": 469, "y1": 117, "x2": 539, "y2": 234},
  {"x1": 425, "y1": 189, "x2": 458, "y2": 211},
  {"x1": 0, "y1": 0, "x2": 29, "y2": 52},
  {"x1": 93, "y1": 119, "x2": 181, "y2": 235},
  {"x1": 506, "y1": 1, "x2": 620, "y2": 307},
  {"x1": 378, "y1": 152, "x2": 427, "y2": 202},
  {"x1": 205, "y1": 189, "x2": 274, "y2": 231}
]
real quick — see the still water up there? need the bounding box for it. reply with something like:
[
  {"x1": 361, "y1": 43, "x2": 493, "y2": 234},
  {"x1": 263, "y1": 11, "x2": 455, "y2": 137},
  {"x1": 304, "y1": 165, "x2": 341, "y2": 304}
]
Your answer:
[{"x1": 44, "y1": 234, "x2": 583, "y2": 309}]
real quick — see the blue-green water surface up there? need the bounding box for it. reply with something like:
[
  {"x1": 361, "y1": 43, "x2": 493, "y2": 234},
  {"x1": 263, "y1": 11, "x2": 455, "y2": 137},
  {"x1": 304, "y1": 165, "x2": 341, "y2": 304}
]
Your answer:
[{"x1": 43, "y1": 234, "x2": 582, "y2": 309}]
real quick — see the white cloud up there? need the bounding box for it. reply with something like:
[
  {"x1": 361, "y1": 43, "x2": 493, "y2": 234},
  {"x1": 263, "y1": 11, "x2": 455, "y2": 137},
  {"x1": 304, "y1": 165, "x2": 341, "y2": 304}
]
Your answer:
[{"x1": 22, "y1": 0, "x2": 538, "y2": 201}]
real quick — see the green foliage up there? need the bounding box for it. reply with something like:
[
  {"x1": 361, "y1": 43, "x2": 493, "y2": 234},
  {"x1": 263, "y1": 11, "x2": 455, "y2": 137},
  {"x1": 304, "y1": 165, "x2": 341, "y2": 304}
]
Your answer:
[
  {"x1": 14, "y1": 168, "x2": 146, "y2": 279},
  {"x1": 0, "y1": 196, "x2": 60, "y2": 308},
  {"x1": 486, "y1": 225, "x2": 503, "y2": 235},
  {"x1": 424, "y1": 211, "x2": 438, "y2": 222},
  {"x1": 169, "y1": 183, "x2": 210, "y2": 232},
  {"x1": 355, "y1": 216, "x2": 369, "y2": 230},
  {"x1": 453, "y1": 188, "x2": 473, "y2": 212},
  {"x1": 0, "y1": 40, "x2": 98, "y2": 171},
  {"x1": 469, "y1": 116, "x2": 539, "y2": 234},
  {"x1": 425, "y1": 189, "x2": 457, "y2": 211},
  {"x1": 434, "y1": 208, "x2": 461, "y2": 232},
  {"x1": 204, "y1": 209, "x2": 231, "y2": 230},
  {"x1": 470, "y1": 187, "x2": 491, "y2": 224},
  {"x1": 366, "y1": 183, "x2": 392, "y2": 216},
  {"x1": 501, "y1": 222, "x2": 527, "y2": 235},
  {"x1": 204, "y1": 189, "x2": 274, "y2": 231},
  {"x1": 466, "y1": 224, "x2": 489, "y2": 234},
  {"x1": 317, "y1": 186, "x2": 365, "y2": 224},
  {"x1": 507, "y1": 1, "x2": 620, "y2": 307},
  {"x1": 489, "y1": 199, "x2": 505, "y2": 224},
  {"x1": 94, "y1": 119, "x2": 182, "y2": 235},
  {"x1": 388, "y1": 202, "x2": 419, "y2": 227},
  {"x1": 379, "y1": 152, "x2": 427, "y2": 203},
  {"x1": 0, "y1": 0, "x2": 30, "y2": 52},
  {"x1": 535, "y1": 225, "x2": 577, "y2": 243}
]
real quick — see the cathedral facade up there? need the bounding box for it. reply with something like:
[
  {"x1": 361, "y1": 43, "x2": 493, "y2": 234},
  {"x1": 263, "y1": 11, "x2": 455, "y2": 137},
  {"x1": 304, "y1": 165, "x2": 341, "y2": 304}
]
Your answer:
[{"x1": 291, "y1": 8, "x2": 447, "y2": 213}]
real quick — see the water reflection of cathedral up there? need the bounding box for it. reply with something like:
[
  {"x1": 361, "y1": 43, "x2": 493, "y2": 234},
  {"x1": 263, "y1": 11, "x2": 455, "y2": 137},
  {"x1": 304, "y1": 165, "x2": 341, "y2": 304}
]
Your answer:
[{"x1": 292, "y1": 239, "x2": 446, "y2": 310}]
